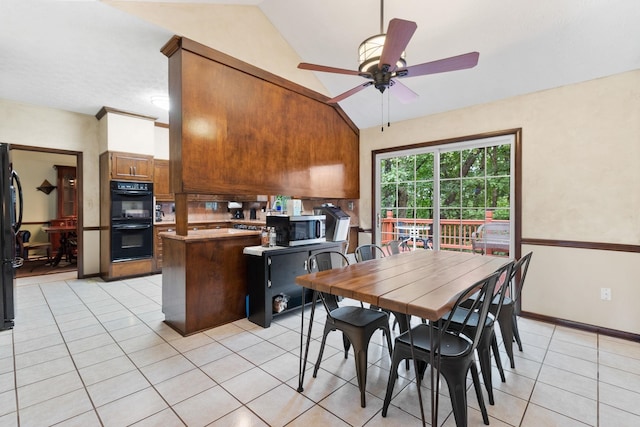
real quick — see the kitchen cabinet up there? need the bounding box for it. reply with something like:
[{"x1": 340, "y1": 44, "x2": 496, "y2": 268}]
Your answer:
[
  {"x1": 99, "y1": 151, "x2": 154, "y2": 281},
  {"x1": 102, "y1": 151, "x2": 154, "y2": 182},
  {"x1": 153, "y1": 222, "x2": 234, "y2": 273},
  {"x1": 153, "y1": 159, "x2": 172, "y2": 201},
  {"x1": 153, "y1": 224, "x2": 174, "y2": 272},
  {"x1": 245, "y1": 242, "x2": 344, "y2": 328},
  {"x1": 162, "y1": 36, "x2": 359, "y2": 199},
  {"x1": 161, "y1": 229, "x2": 261, "y2": 335}
]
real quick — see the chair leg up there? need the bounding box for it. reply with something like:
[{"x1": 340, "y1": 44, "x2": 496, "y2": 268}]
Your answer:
[
  {"x1": 476, "y1": 329, "x2": 495, "y2": 405},
  {"x1": 342, "y1": 333, "x2": 351, "y2": 358},
  {"x1": 498, "y1": 305, "x2": 516, "y2": 368},
  {"x1": 491, "y1": 333, "x2": 506, "y2": 383},
  {"x1": 512, "y1": 313, "x2": 523, "y2": 351},
  {"x1": 441, "y1": 362, "x2": 472, "y2": 427},
  {"x1": 470, "y1": 363, "x2": 490, "y2": 425},
  {"x1": 345, "y1": 327, "x2": 383, "y2": 408}
]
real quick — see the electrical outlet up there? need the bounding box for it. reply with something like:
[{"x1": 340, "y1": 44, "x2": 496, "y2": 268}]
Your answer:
[{"x1": 600, "y1": 287, "x2": 612, "y2": 301}]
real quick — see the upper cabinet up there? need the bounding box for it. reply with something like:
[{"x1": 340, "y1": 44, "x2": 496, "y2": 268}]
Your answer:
[
  {"x1": 153, "y1": 159, "x2": 172, "y2": 201},
  {"x1": 104, "y1": 151, "x2": 154, "y2": 182},
  {"x1": 55, "y1": 165, "x2": 77, "y2": 218},
  {"x1": 161, "y1": 36, "x2": 359, "y2": 199}
]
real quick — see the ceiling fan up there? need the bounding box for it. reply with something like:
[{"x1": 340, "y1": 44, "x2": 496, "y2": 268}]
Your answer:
[{"x1": 298, "y1": 3, "x2": 479, "y2": 104}]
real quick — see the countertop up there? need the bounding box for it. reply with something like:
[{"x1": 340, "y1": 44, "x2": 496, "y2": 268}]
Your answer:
[
  {"x1": 154, "y1": 219, "x2": 266, "y2": 227},
  {"x1": 159, "y1": 228, "x2": 260, "y2": 242}
]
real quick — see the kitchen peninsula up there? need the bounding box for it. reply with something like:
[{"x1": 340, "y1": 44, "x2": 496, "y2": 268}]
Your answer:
[
  {"x1": 161, "y1": 228, "x2": 260, "y2": 335},
  {"x1": 159, "y1": 35, "x2": 359, "y2": 335}
]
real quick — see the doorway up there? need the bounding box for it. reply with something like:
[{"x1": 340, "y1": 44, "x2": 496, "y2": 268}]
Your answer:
[{"x1": 10, "y1": 146, "x2": 82, "y2": 279}]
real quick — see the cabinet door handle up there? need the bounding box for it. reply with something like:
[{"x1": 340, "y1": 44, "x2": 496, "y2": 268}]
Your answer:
[
  {"x1": 134, "y1": 166, "x2": 137, "y2": 175},
  {"x1": 304, "y1": 260, "x2": 307, "y2": 272},
  {"x1": 129, "y1": 166, "x2": 133, "y2": 175},
  {"x1": 267, "y1": 257, "x2": 272, "y2": 288}
]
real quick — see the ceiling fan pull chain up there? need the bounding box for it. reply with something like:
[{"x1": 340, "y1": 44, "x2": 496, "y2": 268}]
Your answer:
[
  {"x1": 381, "y1": 93, "x2": 384, "y2": 132},
  {"x1": 387, "y1": 90, "x2": 391, "y2": 128}
]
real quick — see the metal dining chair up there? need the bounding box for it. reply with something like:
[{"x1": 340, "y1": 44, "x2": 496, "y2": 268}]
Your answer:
[
  {"x1": 462, "y1": 251, "x2": 533, "y2": 369},
  {"x1": 382, "y1": 270, "x2": 501, "y2": 426},
  {"x1": 307, "y1": 251, "x2": 393, "y2": 408},
  {"x1": 446, "y1": 260, "x2": 515, "y2": 405},
  {"x1": 354, "y1": 244, "x2": 410, "y2": 334},
  {"x1": 354, "y1": 244, "x2": 386, "y2": 262}
]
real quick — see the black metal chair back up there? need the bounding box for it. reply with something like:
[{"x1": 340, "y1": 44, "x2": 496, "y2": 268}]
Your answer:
[{"x1": 354, "y1": 244, "x2": 386, "y2": 262}]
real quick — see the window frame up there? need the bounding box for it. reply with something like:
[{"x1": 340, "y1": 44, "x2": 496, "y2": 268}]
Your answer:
[{"x1": 371, "y1": 129, "x2": 522, "y2": 258}]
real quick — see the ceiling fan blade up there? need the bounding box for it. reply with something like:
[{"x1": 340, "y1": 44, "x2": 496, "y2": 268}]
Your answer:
[
  {"x1": 327, "y1": 82, "x2": 374, "y2": 104},
  {"x1": 298, "y1": 62, "x2": 364, "y2": 76},
  {"x1": 389, "y1": 80, "x2": 419, "y2": 104},
  {"x1": 379, "y1": 18, "x2": 417, "y2": 72},
  {"x1": 397, "y1": 51, "x2": 480, "y2": 78}
]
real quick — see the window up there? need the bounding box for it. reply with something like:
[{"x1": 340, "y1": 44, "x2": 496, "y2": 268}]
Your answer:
[{"x1": 375, "y1": 133, "x2": 517, "y2": 256}]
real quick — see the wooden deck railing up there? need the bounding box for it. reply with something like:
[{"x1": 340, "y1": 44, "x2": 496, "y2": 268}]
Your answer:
[{"x1": 380, "y1": 213, "x2": 509, "y2": 254}]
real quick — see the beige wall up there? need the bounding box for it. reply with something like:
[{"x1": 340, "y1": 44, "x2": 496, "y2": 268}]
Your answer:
[
  {"x1": 0, "y1": 100, "x2": 169, "y2": 276},
  {"x1": 360, "y1": 69, "x2": 640, "y2": 334},
  {"x1": 0, "y1": 99, "x2": 101, "y2": 275},
  {"x1": 105, "y1": 1, "x2": 327, "y2": 95},
  {"x1": 11, "y1": 151, "x2": 75, "y2": 244}
]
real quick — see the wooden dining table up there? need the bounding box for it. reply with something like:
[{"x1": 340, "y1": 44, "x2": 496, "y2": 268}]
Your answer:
[
  {"x1": 295, "y1": 249, "x2": 509, "y2": 426},
  {"x1": 42, "y1": 225, "x2": 77, "y2": 267}
]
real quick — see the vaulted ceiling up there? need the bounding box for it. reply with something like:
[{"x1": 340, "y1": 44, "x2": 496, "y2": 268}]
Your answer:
[{"x1": 2, "y1": 0, "x2": 639, "y2": 130}]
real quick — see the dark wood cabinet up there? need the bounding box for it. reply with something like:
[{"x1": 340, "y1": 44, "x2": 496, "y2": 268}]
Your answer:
[
  {"x1": 162, "y1": 231, "x2": 261, "y2": 335},
  {"x1": 105, "y1": 151, "x2": 154, "y2": 182},
  {"x1": 55, "y1": 165, "x2": 77, "y2": 218},
  {"x1": 245, "y1": 242, "x2": 343, "y2": 328},
  {"x1": 153, "y1": 159, "x2": 172, "y2": 201},
  {"x1": 162, "y1": 36, "x2": 359, "y2": 199},
  {"x1": 99, "y1": 151, "x2": 154, "y2": 280},
  {"x1": 153, "y1": 224, "x2": 174, "y2": 272}
]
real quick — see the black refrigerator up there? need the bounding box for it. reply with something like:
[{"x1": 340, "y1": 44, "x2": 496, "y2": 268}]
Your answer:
[{"x1": 1, "y1": 143, "x2": 23, "y2": 330}]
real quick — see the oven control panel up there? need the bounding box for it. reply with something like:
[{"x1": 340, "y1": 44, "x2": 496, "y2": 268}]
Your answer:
[{"x1": 114, "y1": 181, "x2": 152, "y2": 191}]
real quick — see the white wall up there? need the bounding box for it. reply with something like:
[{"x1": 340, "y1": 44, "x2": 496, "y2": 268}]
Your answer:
[{"x1": 360, "y1": 69, "x2": 640, "y2": 334}]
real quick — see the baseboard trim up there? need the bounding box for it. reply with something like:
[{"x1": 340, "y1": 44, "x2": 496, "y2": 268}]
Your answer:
[{"x1": 521, "y1": 311, "x2": 640, "y2": 342}]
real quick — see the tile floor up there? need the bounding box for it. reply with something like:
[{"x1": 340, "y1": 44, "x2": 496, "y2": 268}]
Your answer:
[{"x1": 1, "y1": 272, "x2": 639, "y2": 426}]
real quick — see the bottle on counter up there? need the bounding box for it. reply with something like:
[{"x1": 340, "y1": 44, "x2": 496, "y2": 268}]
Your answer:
[
  {"x1": 261, "y1": 227, "x2": 270, "y2": 247},
  {"x1": 269, "y1": 227, "x2": 277, "y2": 247}
]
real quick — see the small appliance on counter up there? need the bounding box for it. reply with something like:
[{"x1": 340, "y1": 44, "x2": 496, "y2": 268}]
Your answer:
[
  {"x1": 314, "y1": 204, "x2": 350, "y2": 242},
  {"x1": 155, "y1": 204, "x2": 165, "y2": 222},
  {"x1": 266, "y1": 215, "x2": 326, "y2": 246}
]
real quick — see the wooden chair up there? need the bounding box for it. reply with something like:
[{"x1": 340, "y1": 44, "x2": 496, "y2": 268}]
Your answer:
[{"x1": 16, "y1": 230, "x2": 52, "y2": 263}]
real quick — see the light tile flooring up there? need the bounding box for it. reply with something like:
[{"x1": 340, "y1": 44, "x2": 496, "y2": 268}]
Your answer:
[{"x1": 1, "y1": 272, "x2": 639, "y2": 426}]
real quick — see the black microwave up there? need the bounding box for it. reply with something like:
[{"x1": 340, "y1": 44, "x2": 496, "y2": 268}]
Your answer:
[{"x1": 266, "y1": 215, "x2": 326, "y2": 246}]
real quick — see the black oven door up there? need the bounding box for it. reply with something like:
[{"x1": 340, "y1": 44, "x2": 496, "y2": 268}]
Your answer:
[
  {"x1": 111, "y1": 221, "x2": 153, "y2": 262},
  {"x1": 110, "y1": 181, "x2": 153, "y2": 220}
]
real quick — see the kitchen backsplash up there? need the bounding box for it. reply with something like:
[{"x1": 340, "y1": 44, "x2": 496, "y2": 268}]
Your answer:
[{"x1": 154, "y1": 199, "x2": 359, "y2": 226}]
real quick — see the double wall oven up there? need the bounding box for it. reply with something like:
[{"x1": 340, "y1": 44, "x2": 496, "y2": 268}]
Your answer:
[{"x1": 110, "y1": 181, "x2": 153, "y2": 262}]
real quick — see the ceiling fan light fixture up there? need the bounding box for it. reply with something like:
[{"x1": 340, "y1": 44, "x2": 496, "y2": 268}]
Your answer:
[{"x1": 358, "y1": 34, "x2": 406, "y2": 73}]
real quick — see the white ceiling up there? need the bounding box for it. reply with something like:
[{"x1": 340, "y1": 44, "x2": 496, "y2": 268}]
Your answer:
[{"x1": 2, "y1": 0, "x2": 640, "y2": 130}]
